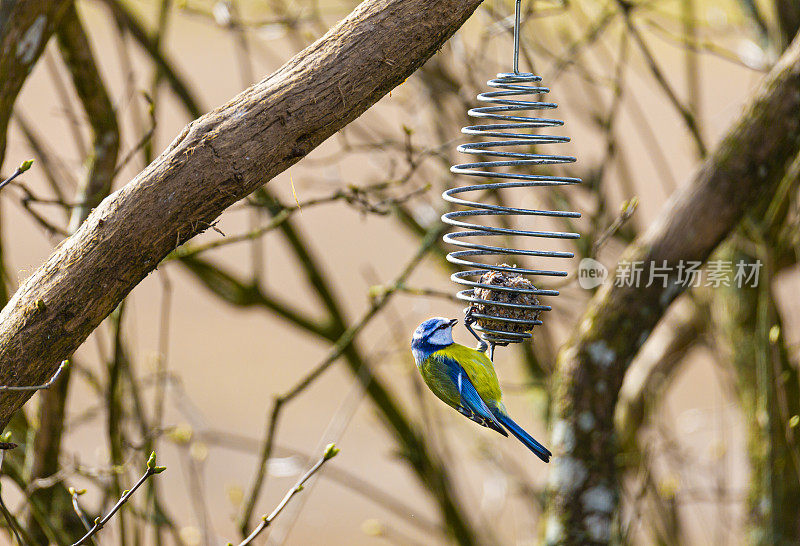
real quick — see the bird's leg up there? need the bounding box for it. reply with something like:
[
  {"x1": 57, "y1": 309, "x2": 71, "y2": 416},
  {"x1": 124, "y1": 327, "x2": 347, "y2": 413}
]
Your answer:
[
  {"x1": 464, "y1": 307, "x2": 489, "y2": 353},
  {"x1": 489, "y1": 343, "x2": 496, "y2": 361}
]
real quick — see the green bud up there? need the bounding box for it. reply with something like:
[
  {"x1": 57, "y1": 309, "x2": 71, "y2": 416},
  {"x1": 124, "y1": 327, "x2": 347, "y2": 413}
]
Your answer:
[
  {"x1": 18, "y1": 159, "x2": 33, "y2": 172},
  {"x1": 296, "y1": 484, "x2": 304, "y2": 492},
  {"x1": 323, "y1": 443, "x2": 340, "y2": 460},
  {"x1": 361, "y1": 518, "x2": 385, "y2": 537},
  {"x1": 790, "y1": 415, "x2": 799, "y2": 428},
  {"x1": 0, "y1": 431, "x2": 11, "y2": 442},
  {"x1": 367, "y1": 285, "x2": 386, "y2": 300},
  {"x1": 147, "y1": 451, "x2": 156, "y2": 469},
  {"x1": 153, "y1": 465, "x2": 167, "y2": 474},
  {"x1": 621, "y1": 196, "x2": 639, "y2": 216}
]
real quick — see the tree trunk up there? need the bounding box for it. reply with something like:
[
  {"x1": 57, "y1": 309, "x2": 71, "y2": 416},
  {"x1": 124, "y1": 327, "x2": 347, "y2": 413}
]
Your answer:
[{"x1": 544, "y1": 33, "x2": 800, "y2": 545}]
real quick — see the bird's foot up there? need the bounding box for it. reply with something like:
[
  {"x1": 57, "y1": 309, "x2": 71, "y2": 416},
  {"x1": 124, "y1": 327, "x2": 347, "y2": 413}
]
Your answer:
[{"x1": 464, "y1": 307, "x2": 489, "y2": 353}]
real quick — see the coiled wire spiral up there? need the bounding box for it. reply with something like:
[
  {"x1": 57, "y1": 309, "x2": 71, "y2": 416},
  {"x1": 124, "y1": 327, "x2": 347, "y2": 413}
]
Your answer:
[{"x1": 442, "y1": 3, "x2": 580, "y2": 350}]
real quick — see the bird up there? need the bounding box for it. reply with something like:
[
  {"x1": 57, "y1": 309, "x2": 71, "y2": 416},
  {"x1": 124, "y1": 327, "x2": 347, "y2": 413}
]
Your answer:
[{"x1": 411, "y1": 317, "x2": 551, "y2": 462}]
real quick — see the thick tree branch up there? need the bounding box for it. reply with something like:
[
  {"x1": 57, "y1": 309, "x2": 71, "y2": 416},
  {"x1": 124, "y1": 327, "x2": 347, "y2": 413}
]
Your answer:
[
  {"x1": 544, "y1": 33, "x2": 800, "y2": 545},
  {"x1": 0, "y1": 0, "x2": 484, "y2": 426}
]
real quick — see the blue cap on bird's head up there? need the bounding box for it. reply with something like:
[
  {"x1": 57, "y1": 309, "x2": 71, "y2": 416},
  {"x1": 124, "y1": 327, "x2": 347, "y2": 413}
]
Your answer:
[{"x1": 411, "y1": 317, "x2": 458, "y2": 350}]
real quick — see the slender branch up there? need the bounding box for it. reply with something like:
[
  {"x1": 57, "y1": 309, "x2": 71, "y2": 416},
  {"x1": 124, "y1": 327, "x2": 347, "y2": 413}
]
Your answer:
[
  {"x1": 616, "y1": 0, "x2": 707, "y2": 157},
  {"x1": 170, "y1": 182, "x2": 426, "y2": 260},
  {"x1": 0, "y1": 361, "x2": 68, "y2": 392},
  {"x1": 112, "y1": 95, "x2": 155, "y2": 177},
  {"x1": 11, "y1": 111, "x2": 76, "y2": 198},
  {"x1": 0, "y1": 485, "x2": 26, "y2": 545},
  {"x1": 0, "y1": 160, "x2": 33, "y2": 192},
  {"x1": 0, "y1": 448, "x2": 37, "y2": 545},
  {"x1": 238, "y1": 444, "x2": 339, "y2": 546},
  {"x1": 70, "y1": 453, "x2": 166, "y2": 546},
  {"x1": 592, "y1": 197, "x2": 638, "y2": 256},
  {"x1": 97, "y1": 0, "x2": 202, "y2": 119},
  {"x1": 197, "y1": 428, "x2": 441, "y2": 535},
  {"x1": 68, "y1": 488, "x2": 93, "y2": 534},
  {"x1": 56, "y1": 3, "x2": 121, "y2": 230}
]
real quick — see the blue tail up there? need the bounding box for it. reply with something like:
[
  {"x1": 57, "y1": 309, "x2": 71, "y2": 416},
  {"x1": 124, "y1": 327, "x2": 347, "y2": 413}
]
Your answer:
[{"x1": 494, "y1": 411, "x2": 551, "y2": 463}]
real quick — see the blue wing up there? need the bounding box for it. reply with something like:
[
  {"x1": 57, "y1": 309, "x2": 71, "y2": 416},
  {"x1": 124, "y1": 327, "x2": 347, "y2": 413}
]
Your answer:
[{"x1": 431, "y1": 352, "x2": 508, "y2": 437}]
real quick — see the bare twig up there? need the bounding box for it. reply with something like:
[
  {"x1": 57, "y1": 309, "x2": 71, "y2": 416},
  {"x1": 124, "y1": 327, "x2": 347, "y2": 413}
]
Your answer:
[
  {"x1": 592, "y1": 197, "x2": 639, "y2": 256},
  {"x1": 97, "y1": 0, "x2": 202, "y2": 119},
  {"x1": 238, "y1": 444, "x2": 339, "y2": 546},
  {"x1": 70, "y1": 453, "x2": 166, "y2": 546},
  {"x1": 0, "y1": 159, "x2": 32, "y2": 192},
  {"x1": 0, "y1": 361, "x2": 68, "y2": 392},
  {"x1": 0, "y1": 484, "x2": 25, "y2": 545},
  {"x1": 172, "y1": 182, "x2": 426, "y2": 261},
  {"x1": 68, "y1": 488, "x2": 93, "y2": 534},
  {"x1": 615, "y1": 0, "x2": 707, "y2": 157}
]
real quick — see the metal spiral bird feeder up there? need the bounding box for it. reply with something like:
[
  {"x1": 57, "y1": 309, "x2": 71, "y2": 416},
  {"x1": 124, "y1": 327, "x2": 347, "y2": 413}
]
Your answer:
[{"x1": 442, "y1": 0, "x2": 580, "y2": 356}]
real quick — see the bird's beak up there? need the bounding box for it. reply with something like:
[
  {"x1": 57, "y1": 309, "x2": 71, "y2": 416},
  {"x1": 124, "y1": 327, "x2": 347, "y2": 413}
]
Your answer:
[{"x1": 449, "y1": 318, "x2": 459, "y2": 327}]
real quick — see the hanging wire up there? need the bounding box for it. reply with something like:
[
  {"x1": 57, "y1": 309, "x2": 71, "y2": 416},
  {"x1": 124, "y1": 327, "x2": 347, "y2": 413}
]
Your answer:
[
  {"x1": 442, "y1": 0, "x2": 580, "y2": 352},
  {"x1": 513, "y1": 0, "x2": 522, "y2": 74}
]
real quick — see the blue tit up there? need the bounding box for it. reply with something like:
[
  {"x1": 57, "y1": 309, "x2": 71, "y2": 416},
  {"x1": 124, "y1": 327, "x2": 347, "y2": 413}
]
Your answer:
[{"x1": 410, "y1": 317, "x2": 551, "y2": 462}]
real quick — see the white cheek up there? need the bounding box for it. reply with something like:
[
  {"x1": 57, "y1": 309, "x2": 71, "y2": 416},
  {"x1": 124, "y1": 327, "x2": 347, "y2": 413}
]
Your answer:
[{"x1": 429, "y1": 328, "x2": 453, "y2": 346}]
